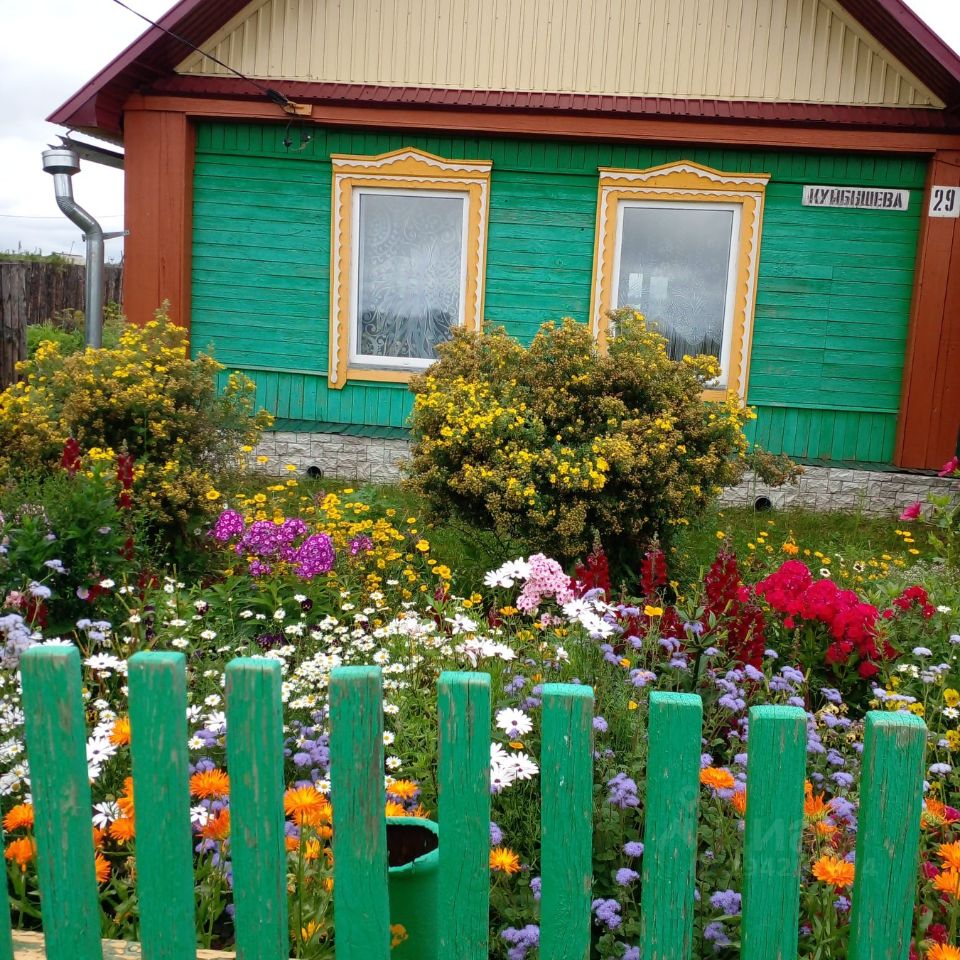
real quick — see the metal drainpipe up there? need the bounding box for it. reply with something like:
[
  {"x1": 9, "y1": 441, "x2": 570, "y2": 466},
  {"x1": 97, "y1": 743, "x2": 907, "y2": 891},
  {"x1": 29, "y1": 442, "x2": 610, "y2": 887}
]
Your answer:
[{"x1": 41, "y1": 147, "x2": 116, "y2": 348}]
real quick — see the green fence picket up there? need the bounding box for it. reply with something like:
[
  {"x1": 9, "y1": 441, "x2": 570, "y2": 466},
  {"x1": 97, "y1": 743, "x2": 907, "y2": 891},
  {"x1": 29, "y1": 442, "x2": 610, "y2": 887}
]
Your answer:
[
  {"x1": 540, "y1": 683, "x2": 594, "y2": 960},
  {"x1": 437, "y1": 671, "x2": 491, "y2": 960},
  {"x1": 848, "y1": 710, "x2": 927, "y2": 960},
  {"x1": 330, "y1": 666, "x2": 390, "y2": 960},
  {"x1": 225, "y1": 658, "x2": 289, "y2": 960},
  {"x1": 640, "y1": 692, "x2": 703, "y2": 960},
  {"x1": 741, "y1": 705, "x2": 807, "y2": 960},
  {"x1": 20, "y1": 645, "x2": 102, "y2": 960},
  {"x1": 128, "y1": 652, "x2": 196, "y2": 960},
  {"x1": 0, "y1": 825, "x2": 13, "y2": 960}
]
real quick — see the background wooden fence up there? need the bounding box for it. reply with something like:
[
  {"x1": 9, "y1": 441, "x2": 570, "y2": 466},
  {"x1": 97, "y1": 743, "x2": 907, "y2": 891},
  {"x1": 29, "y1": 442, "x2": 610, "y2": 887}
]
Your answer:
[{"x1": 0, "y1": 258, "x2": 123, "y2": 389}]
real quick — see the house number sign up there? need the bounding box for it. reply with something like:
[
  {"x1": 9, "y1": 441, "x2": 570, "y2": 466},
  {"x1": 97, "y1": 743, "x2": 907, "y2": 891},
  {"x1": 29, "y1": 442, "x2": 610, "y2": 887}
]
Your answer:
[
  {"x1": 929, "y1": 185, "x2": 960, "y2": 218},
  {"x1": 802, "y1": 185, "x2": 910, "y2": 211}
]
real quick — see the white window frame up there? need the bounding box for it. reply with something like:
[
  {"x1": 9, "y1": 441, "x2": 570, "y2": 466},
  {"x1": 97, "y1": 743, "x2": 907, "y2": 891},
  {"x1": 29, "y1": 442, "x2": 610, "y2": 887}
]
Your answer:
[
  {"x1": 611, "y1": 199, "x2": 742, "y2": 389},
  {"x1": 348, "y1": 186, "x2": 470, "y2": 372}
]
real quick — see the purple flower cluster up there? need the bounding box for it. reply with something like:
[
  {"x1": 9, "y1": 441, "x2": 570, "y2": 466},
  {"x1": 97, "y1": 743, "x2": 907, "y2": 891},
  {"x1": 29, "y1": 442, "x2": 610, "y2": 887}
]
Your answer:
[
  {"x1": 209, "y1": 509, "x2": 335, "y2": 579},
  {"x1": 607, "y1": 772, "x2": 640, "y2": 809},
  {"x1": 501, "y1": 924, "x2": 539, "y2": 960},
  {"x1": 591, "y1": 898, "x2": 622, "y2": 930},
  {"x1": 349, "y1": 534, "x2": 373, "y2": 555}
]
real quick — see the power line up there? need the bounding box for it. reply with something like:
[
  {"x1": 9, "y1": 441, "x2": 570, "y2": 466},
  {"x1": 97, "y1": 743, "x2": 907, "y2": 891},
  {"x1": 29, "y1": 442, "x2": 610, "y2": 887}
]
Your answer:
[{"x1": 108, "y1": 0, "x2": 296, "y2": 110}]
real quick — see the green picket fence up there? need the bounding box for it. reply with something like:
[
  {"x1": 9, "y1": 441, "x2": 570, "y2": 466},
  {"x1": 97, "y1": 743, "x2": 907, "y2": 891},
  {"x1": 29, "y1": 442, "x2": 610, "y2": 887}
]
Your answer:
[{"x1": 8, "y1": 645, "x2": 928, "y2": 959}]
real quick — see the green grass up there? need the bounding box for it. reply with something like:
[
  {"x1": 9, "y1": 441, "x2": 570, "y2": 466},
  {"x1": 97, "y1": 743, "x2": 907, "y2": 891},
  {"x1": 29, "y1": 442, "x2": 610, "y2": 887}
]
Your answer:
[{"x1": 229, "y1": 472, "x2": 922, "y2": 595}]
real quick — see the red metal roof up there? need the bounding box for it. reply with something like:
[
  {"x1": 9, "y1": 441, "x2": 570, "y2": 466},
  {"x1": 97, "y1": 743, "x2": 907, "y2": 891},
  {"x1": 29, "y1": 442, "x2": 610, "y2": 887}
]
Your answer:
[{"x1": 48, "y1": 0, "x2": 960, "y2": 139}]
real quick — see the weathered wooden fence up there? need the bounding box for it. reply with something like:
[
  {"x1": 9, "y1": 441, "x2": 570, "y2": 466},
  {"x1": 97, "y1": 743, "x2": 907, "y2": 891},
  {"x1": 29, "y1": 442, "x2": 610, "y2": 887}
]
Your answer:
[
  {"x1": 0, "y1": 259, "x2": 123, "y2": 388},
  {"x1": 12, "y1": 646, "x2": 927, "y2": 959}
]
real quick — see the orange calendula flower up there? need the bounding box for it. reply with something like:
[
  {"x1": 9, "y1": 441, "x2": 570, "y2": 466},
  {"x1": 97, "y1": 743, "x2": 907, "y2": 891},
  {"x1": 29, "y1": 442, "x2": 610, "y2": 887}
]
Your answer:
[
  {"x1": 110, "y1": 818, "x2": 136, "y2": 844},
  {"x1": 928, "y1": 945, "x2": 960, "y2": 960},
  {"x1": 92, "y1": 827, "x2": 106, "y2": 850},
  {"x1": 730, "y1": 790, "x2": 747, "y2": 815},
  {"x1": 4, "y1": 836, "x2": 36, "y2": 871},
  {"x1": 939, "y1": 842, "x2": 960, "y2": 871},
  {"x1": 201, "y1": 809, "x2": 231, "y2": 842},
  {"x1": 804, "y1": 793, "x2": 831, "y2": 821},
  {"x1": 3, "y1": 803, "x2": 34, "y2": 832},
  {"x1": 386, "y1": 780, "x2": 419, "y2": 800},
  {"x1": 284, "y1": 786, "x2": 330, "y2": 827},
  {"x1": 109, "y1": 717, "x2": 132, "y2": 747},
  {"x1": 699, "y1": 767, "x2": 736, "y2": 791},
  {"x1": 933, "y1": 869, "x2": 960, "y2": 898},
  {"x1": 923, "y1": 799, "x2": 960, "y2": 830},
  {"x1": 390, "y1": 924, "x2": 408, "y2": 949},
  {"x1": 189, "y1": 769, "x2": 230, "y2": 800},
  {"x1": 94, "y1": 853, "x2": 110, "y2": 884},
  {"x1": 385, "y1": 800, "x2": 407, "y2": 818},
  {"x1": 117, "y1": 777, "x2": 135, "y2": 819},
  {"x1": 489, "y1": 847, "x2": 521, "y2": 874},
  {"x1": 812, "y1": 855, "x2": 855, "y2": 889}
]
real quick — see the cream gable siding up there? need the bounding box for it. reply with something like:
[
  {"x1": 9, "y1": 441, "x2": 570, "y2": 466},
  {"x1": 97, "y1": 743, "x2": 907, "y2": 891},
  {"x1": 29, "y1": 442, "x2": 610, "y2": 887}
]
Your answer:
[{"x1": 176, "y1": 0, "x2": 944, "y2": 108}]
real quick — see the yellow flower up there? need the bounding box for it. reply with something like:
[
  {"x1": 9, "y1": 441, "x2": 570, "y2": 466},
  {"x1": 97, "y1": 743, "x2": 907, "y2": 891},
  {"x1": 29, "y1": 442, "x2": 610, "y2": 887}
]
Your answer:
[
  {"x1": 945, "y1": 689, "x2": 960, "y2": 708},
  {"x1": 205, "y1": 489, "x2": 221, "y2": 501},
  {"x1": 489, "y1": 847, "x2": 521, "y2": 874},
  {"x1": 643, "y1": 605, "x2": 663, "y2": 617},
  {"x1": 415, "y1": 540, "x2": 430, "y2": 552}
]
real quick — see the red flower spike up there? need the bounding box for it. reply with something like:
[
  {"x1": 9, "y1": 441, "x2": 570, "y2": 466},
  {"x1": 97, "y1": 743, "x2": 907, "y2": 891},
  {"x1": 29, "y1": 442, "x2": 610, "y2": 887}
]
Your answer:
[{"x1": 60, "y1": 438, "x2": 82, "y2": 476}]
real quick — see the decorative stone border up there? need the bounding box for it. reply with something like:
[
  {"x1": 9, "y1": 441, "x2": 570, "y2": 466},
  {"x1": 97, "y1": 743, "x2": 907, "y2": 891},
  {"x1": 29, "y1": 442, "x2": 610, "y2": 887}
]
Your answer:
[{"x1": 251, "y1": 432, "x2": 958, "y2": 515}]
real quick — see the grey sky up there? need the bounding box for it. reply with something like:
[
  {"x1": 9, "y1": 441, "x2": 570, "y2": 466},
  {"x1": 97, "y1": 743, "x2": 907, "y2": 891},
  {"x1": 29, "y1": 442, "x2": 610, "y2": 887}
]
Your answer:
[{"x1": 1, "y1": 0, "x2": 958, "y2": 260}]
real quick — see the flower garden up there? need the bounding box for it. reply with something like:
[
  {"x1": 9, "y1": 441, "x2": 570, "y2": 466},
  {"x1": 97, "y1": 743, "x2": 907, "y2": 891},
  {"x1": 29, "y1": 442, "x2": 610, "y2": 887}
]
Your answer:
[{"x1": 1, "y1": 316, "x2": 959, "y2": 958}]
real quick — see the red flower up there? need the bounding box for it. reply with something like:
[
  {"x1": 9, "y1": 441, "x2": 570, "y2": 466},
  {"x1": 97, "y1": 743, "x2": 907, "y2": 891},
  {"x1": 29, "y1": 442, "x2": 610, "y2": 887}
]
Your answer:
[
  {"x1": 572, "y1": 545, "x2": 611, "y2": 601},
  {"x1": 938, "y1": 456, "x2": 959, "y2": 478},
  {"x1": 60, "y1": 438, "x2": 82, "y2": 476},
  {"x1": 640, "y1": 545, "x2": 667, "y2": 599},
  {"x1": 899, "y1": 501, "x2": 922, "y2": 521}
]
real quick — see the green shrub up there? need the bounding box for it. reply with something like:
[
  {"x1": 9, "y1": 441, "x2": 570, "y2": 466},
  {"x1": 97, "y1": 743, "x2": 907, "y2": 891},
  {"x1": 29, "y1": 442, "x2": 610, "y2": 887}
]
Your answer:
[
  {"x1": 26, "y1": 324, "x2": 83, "y2": 358},
  {"x1": 0, "y1": 311, "x2": 272, "y2": 550},
  {"x1": 407, "y1": 311, "x2": 757, "y2": 571}
]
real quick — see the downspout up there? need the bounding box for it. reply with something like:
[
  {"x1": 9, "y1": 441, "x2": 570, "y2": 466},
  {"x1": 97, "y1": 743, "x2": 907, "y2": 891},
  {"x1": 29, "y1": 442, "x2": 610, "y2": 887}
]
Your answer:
[{"x1": 41, "y1": 147, "x2": 111, "y2": 348}]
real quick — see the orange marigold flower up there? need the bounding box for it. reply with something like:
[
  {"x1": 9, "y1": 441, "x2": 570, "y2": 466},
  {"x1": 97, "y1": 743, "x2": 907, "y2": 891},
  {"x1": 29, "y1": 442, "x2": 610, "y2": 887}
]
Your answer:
[
  {"x1": 390, "y1": 924, "x2": 408, "y2": 949},
  {"x1": 804, "y1": 793, "x2": 831, "y2": 821},
  {"x1": 3, "y1": 803, "x2": 34, "y2": 832},
  {"x1": 928, "y1": 945, "x2": 960, "y2": 960},
  {"x1": 201, "y1": 809, "x2": 231, "y2": 842},
  {"x1": 812, "y1": 855, "x2": 855, "y2": 889},
  {"x1": 94, "y1": 853, "x2": 110, "y2": 884},
  {"x1": 92, "y1": 827, "x2": 106, "y2": 850},
  {"x1": 385, "y1": 800, "x2": 407, "y2": 818},
  {"x1": 386, "y1": 780, "x2": 419, "y2": 800},
  {"x1": 489, "y1": 847, "x2": 521, "y2": 874},
  {"x1": 939, "y1": 842, "x2": 960, "y2": 871},
  {"x1": 117, "y1": 777, "x2": 135, "y2": 819},
  {"x1": 189, "y1": 769, "x2": 230, "y2": 800},
  {"x1": 730, "y1": 790, "x2": 747, "y2": 815},
  {"x1": 109, "y1": 717, "x2": 132, "y2": 747},
  {"x1": 284, "y1": 786, "x2": 329, "y2": 827},
  {"x1": 933, "y1": 869, "x2": 960, "y2": 899},
  {"x1": 4, "y1": 836, "x2": 36, "y2": 871},
  {"x1": 109, "y1": 817, "x2": 136, "y2": 844},
  {"x1": 923, "y1": 799, "x2": 960, "y2": 829},
  {"x1": 699, "y1": 767, "x2": 736, "y2": 791}
]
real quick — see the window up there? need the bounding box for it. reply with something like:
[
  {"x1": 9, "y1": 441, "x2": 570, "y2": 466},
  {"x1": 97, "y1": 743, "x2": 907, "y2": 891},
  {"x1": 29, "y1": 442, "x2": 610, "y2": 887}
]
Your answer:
[
  {"x1": 329, "y1": 149, "x2": 491, "y2": 388},
  {"x1": 590, "y1": 162, "x2": 769, "y2": 401}
]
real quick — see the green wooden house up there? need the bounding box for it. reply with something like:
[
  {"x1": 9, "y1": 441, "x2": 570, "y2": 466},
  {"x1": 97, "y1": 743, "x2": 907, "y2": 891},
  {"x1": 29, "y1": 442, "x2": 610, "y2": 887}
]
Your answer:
[{"x1": 50, "y1": 0, "x2": 960, "y2": 472}]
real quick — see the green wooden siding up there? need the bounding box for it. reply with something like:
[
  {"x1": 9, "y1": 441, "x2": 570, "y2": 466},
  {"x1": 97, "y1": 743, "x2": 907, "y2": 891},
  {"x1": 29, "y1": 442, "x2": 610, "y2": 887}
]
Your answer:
[{"x1": 192, "y1": 122, "x2": 925, "y2": 461}]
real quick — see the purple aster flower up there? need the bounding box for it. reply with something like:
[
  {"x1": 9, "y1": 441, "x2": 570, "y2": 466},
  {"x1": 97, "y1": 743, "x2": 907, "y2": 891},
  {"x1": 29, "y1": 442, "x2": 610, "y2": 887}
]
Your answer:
[{"x1": 615, "y1": 867, "x2": 639, "y2": 886}]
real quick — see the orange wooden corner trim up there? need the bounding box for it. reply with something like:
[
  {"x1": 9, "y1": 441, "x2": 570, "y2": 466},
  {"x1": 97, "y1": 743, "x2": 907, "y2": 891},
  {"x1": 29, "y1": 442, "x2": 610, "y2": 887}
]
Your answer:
[
  {"x1": 123, "y1": 109, "x2": 194, "y2": 341},
  {"x1": 894, "y1": 150, "x2": 960, "y2": 469},
  {"x1": 124, "y1": 93, "x2": 960, "y2": 155}
]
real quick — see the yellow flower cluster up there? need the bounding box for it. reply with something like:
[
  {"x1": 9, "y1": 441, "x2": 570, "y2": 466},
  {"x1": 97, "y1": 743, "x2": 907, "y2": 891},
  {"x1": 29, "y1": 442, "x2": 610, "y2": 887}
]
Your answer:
[{"x1": 0, "y1": 312, "x2": 272, "y2": 533}]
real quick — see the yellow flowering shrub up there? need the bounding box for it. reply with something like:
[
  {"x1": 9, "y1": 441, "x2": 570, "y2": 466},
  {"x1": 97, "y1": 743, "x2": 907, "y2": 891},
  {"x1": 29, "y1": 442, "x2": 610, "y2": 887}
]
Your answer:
[
  {"x1": 408, "y1": 312, "x2": 756, "y2": 568},
  {"x1": 0, "y1": 312, "x2": 272, "y2": 536}
]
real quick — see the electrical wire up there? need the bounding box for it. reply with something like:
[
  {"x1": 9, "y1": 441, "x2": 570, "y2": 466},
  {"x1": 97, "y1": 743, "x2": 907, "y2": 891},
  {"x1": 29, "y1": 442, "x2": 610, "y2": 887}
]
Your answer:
[{"x1": 108, "y1": 0, "x2": 295, "y2": 108}]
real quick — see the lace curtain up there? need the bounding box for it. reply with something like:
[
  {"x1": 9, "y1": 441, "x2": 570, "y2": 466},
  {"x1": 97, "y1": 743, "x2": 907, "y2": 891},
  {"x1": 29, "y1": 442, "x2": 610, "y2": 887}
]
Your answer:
[
  {"x1": 356, "y1": 192, "x2": 465, "y2": 363},
  {"x1": 616, "y1": 205, "x2": 735, "y2": 362}
]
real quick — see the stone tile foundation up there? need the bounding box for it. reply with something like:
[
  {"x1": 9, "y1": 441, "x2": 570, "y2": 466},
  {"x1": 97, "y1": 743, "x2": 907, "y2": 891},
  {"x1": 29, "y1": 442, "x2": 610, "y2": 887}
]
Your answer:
[
  {"x1": 720, "y1": 467, "x2": 958, "y2": 516},
  {"x1": 252, "y1": 431, "x2": 412, "y2": 482},
  {"x1": 253, "y1": 432, "x2": 958, "y2": 513}
]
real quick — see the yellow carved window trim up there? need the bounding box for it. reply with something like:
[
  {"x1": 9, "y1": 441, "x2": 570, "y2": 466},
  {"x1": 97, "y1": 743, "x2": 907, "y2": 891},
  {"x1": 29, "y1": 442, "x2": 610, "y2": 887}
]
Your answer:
[
  {"x1": 589, "y1": 161, "x2": 769, "y2": 402},
  {"x1": 328, "y1": 148, "x2": 492, "y2": 389}
]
